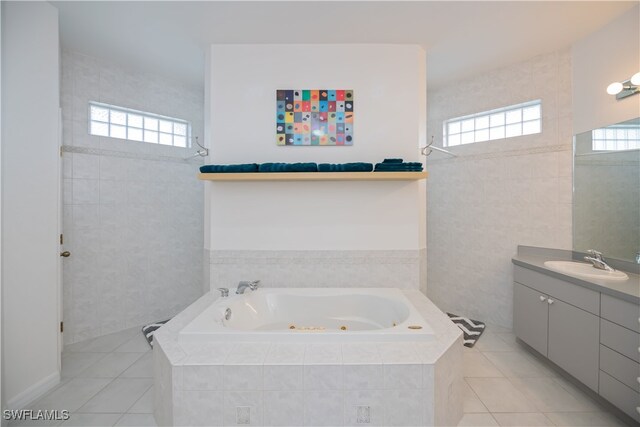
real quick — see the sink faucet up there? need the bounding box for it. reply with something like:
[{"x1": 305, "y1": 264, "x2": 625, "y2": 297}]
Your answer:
[
  {"x1": 236, "y1": 280, "x2": 260, "y2": 294},
  {"x1": 584, "y1": 250, "x2": 614, "y2": 272}
]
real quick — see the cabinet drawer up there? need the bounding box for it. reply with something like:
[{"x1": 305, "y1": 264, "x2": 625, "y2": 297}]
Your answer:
[
  {"x1": 601, "y1": 294, "x2": 640, "y2": 333},
  {"x1": 599, "y1": 370, "x2": 640, "y2": 423},
  {"x1": 513, "y1": 266, "x2": 600, "y2": 315},
  {"x1": 600, "y1": 319, "x2": 640, "y2": 363},
  {"x1": 600, "y1": 345, "x2": 640, "y2": 393}
]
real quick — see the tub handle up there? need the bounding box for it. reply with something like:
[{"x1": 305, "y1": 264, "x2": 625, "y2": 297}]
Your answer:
[{"x1": 218, "y1": 288, "x2": 229, "y2": 298}]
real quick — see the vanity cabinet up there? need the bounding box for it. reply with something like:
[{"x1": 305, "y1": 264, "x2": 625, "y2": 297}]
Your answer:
[
  {"x1": 513, "y1": 265, "x2": 640, "y2": 423},
  {"x1": 513, "y1": 267, "x2": 599, "y2": 391}
]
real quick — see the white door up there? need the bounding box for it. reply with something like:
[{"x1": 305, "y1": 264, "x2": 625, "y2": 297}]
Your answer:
[{"x1": 57, "y1": 108, "x2": 65, "y2": 370}]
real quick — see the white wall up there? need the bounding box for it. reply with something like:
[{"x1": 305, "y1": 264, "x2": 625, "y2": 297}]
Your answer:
[
  {"x1": 426, "y1": 50, "x2": 573, "y2": 328},
  {"x1": 573, "y1": 5, "x2": 640, "y2": 134},
  {"x1": 1, "y1": 1, "x2": 61, "y2": 408},
  {"x1": 206, "y1": 44, "x2": 427, "y2": 289},
  {"x1": 60, "y1": 51, "x2": 205, "y2": 344}
]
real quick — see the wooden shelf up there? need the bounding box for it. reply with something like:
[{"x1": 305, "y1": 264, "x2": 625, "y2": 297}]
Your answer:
[{"x1": 198, "y1": 171, "x2": 427, "y2": 181}]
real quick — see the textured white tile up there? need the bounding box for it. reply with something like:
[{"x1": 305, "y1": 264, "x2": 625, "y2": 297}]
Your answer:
[
  {"x1": 128, "y1": 386, "x2": 154, "y2": 413},
  {"x1": 77, "y1": 352, "x2": 142, "y2": 378},
  {"x1": 263, "y1": 391, "x2": 304, "y2": 426},
  {"x1": 463, "y1": 352, "x2": 504, "y2": 378},
  {"x1": 492, "y1": 412, "x2": 555, "y2": 426},
  {"x1": 223, "y1": 391, "x2": 262, "y2": 426},
  {"x1": 458, "y1": 413, "x2": 499, "y2": 426},
  {"x1": 343, "y1": 365, "x2": 384, "y2": 390},
  {"x1": 384, "y1": 389, "x2": 423, "y2": 426},
  {"x1": 31, "y1": 378, "x2": 111, "y2": 412},
  {"x1": 226, "y1": 343, "x2": 269, "y2": 364},
  {"x1": 543, "y1": 411, "x2": 628, "y2": 427},
  {"x1": 383, "y1": 364, "x2": 422, "y2": 389},
  {"x1": 61, "y1": 352, "x2": 108, "y2": 378},
  {"x1": 509, "y1": 377, "x2": 602, "y2": 413},
  {"x1": 223, "y1": 365, "x2": 263, "y2": 391},
  {"x1": 264, "y1": 343, "x2": 305, "y2": 365},
  {"x1": 183, "y1": 365, "x2": 223, "y2": 390},
  {"x1": 77, "y1": 378, "x2": 152, "y2": 413},
  {"x1": 114, "y1": 413, "x2": 157, "y2": 427},
  {"x1": 120, "y1": 352, "x2": 153, "y2": 378},
  {"x1": 60, "y1": 413, "x2": 121, "y2": 427},
  {"x1": 466, "y1": 377, "x2": 538, "y2": 413},
  {"x1": 304, "y1": 344, "x2": 342, "y2": 364},
  {"x1": 304, "y1": 365, "x2": 342, "y2": 391},
  {"x1": 174, "y1": 390, "x2": 223, "y2": 426},
  {"x1": 264, "y1": 365, "x2": 303, "y2": 391},
  {"x1": 303, "y1": 391, "x2": 344, "y2": 426},
  {"x1": 462, "y1": 379, "x2": 488, "y2": 413},
  {"x1": 344, "y1": 390, "x2": 385, "y2": 426},
  {"x1": 114, "y1": 333, "x2": 150, "y2": 353}
]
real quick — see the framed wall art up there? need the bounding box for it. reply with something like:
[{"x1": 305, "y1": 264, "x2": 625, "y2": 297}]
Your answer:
[{"x1": 276, "y1": 89, "x2": 354, "y2": 146}]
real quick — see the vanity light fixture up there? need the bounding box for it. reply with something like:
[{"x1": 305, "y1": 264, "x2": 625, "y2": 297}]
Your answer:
[{"x1": 606, "y1": 72, "x2": 640, "y2": 100}]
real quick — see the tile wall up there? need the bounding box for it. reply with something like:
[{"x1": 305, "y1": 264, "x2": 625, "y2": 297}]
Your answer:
[
  {"x1": 61, "y1": 50, "x2": 205, "y2": 344},
  {"x1": 208, "y1": 250, "x2": 426, "y2": 291},
  {"x1": 426, "y1": 50, "x2": 574, "y2": 328}
]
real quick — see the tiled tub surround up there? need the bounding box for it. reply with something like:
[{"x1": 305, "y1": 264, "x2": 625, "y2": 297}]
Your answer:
[
  {"x1": 153, "y1": 290, "x2": 463, "y2": 426},
  {"x1": 208, "y1": 250, "x2": 427, "y2": 291},
  {"x1": 61, "y1": 50, "x2": 205, "y2": 344}
]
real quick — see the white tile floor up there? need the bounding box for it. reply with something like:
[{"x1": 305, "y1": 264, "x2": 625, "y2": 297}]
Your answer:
[{"x1": 9, "y1": 324, "x2": 633, "y2": 427}]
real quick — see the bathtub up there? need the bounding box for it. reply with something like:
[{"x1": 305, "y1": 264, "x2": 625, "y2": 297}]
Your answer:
[{"x1": 179, "y1": 287, "x2": 434, "y2": 342}]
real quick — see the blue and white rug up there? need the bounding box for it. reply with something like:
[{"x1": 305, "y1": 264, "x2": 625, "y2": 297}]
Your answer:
[{"x1": 447, "y1": 313, "x2": 486, "y2": 347}]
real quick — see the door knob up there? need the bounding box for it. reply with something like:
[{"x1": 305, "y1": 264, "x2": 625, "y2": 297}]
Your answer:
[{"x1": 60, "y1": 251, "x2": 71, "y2": 258}]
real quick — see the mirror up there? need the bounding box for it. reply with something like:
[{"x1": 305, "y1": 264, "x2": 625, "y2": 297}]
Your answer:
[{"x1": 573, "y1": 117, "x2": 640, "y2": 262}]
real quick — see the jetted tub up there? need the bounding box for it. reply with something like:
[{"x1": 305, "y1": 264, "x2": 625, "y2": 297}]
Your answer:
[{"x1": 179, "y1": 287, "x2": 434, "y2": 342}]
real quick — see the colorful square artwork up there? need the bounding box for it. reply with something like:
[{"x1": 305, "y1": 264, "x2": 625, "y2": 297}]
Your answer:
[{"x1": 277, "y1": 89, "x2": 353, "y2": 146}]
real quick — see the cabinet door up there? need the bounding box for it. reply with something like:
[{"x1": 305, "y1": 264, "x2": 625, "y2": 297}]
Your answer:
[
  {"x1": 514, "y1": 282, "x2": 548, "y2": 356},
  {"x1": 548, "y1": 298, "x2": 600, "y2": 391}
]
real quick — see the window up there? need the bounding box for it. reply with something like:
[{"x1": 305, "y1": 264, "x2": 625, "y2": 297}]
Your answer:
[
  {"x1": 443, "y1": 100, "x2": 541, "y2": 147},
  {"x1": 89, "y1": 102, "x2": 191, "y2": 147},
  {"x1": 592, "y1": 124, "x2": 640, "y2": 151}
]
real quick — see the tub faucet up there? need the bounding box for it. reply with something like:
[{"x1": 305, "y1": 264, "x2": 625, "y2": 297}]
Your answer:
[
  {"x1": 584, "y1": 250, "x2": 614, "y2": 272},
  {"x1": 236, "y1": 280, "x2": 260, "y2": 294}
]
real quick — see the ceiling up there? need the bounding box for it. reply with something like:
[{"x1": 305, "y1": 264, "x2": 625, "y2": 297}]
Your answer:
[{"x1": 52, "y1": 1, "x2": 637, "y2": 89}]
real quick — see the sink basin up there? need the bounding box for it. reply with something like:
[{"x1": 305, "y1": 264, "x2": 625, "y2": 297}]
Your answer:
[{"x1": 543, "y1": 261, "x2": 629, "y2": 281}]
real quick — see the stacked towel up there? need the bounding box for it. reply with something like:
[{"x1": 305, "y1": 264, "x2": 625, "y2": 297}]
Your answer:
[
  {"x1": 318, "y1": 163, "x2": 374, "y2": 172},
  {"x1": 382, "y1": 158, "x2": 404, "y2": 164},
  {"x1": 200, "y1": 164, "x2": 259, "y2": 173},
  {"x1": 259, "y1": 162, "x2": 318, "y2": 172},
  {"x1": 374, "y1": 161, "x2": 423, "y2": 172}
]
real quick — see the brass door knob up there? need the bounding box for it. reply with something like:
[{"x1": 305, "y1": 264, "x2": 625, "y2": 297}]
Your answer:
[{"x1": 60, "y1": 251, "x2": 71, "y2": 258}]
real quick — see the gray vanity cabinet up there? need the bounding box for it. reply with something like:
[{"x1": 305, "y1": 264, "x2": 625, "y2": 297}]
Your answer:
[
  {"x1": 513, "y1": 282, "x2": 548, "y2": 355},
  {"x1": 513, "y1": 266, "x2": 600, "y2": 391},
  {"x1": 547, "y1": 298, "x2": 599, "y2": 391}
]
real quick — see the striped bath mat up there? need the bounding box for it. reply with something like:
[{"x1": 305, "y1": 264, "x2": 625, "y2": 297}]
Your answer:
[
  {"x1": 447, "y1": 313, "x2": 486, "y2": 347},
  {"x1": 141, "y1": 319, "x2": 170, "y2": 347}
]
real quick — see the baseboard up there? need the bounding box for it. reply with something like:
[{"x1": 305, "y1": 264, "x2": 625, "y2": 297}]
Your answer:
[{"x1": 5, "y1": 371, "x2": 60, "y2": 410}]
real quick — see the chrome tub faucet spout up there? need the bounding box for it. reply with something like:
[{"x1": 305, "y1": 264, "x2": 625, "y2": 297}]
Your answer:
[
  {"x1": 236, "y1": 280, "x2": 261, "y2": 294},
  {"x1": 584, "y1": 249, "x2": 614, "y2": 272}
]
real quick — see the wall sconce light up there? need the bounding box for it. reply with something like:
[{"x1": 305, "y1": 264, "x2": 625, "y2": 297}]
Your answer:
[{"x1": 606, "y1": 72, "x2": 640, "y2": 100}]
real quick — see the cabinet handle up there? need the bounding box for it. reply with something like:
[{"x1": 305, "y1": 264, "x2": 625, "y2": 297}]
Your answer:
[
  {"x1": 547, "y1": 299, "x2": 554, "y2": 305},
  {"x1": 539, "y1": 295, "x2": 547, "y2": 302}
]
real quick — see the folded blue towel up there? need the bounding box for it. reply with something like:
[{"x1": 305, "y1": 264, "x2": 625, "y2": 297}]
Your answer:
[
  {"x1": 259, "y1": 162, "x2": 318, "y2": 172},
  {"x1": 318, "y1": 163, "x2": 374, "y2": 172},
  {"x1": 374, "y1": 162, "x2": 423, "y2": 172},
  {"x1": 200, "y1": 164, "x2": 259, "y2": 173},
  {"x1": 382, "y1": 158, "x2": 403, "y2": 163}
]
